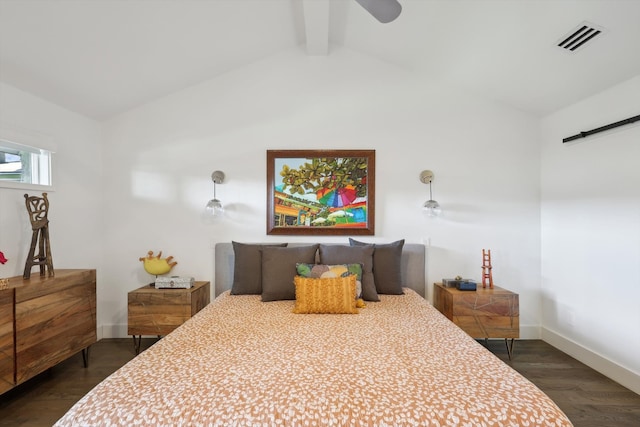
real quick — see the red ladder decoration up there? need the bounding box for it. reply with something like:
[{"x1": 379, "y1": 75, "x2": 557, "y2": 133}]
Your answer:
[{"x1": 481, "y1": 249, "x2": 493, "y2": 289}]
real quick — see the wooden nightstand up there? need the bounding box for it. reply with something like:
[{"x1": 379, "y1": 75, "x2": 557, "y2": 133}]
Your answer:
[
  {"x1": 128, "y1": 281, "x2": 210, "y2": 354},
  {"x1": 433, "y1": 282, "x2": 519, "y2": 358}
]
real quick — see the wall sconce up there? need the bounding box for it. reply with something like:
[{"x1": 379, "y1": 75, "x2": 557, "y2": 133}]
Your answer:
[
  {"x1": 205, "y1": 170, "x2": 225, "y2": 218},
  {"x1": 420, "y1": 170, "x2": 441, "y2": 217}
]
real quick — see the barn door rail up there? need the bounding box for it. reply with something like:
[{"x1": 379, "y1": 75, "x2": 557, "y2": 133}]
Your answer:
[{"x1": 563, "y1": 114, "x2": 640, "y2": 143}]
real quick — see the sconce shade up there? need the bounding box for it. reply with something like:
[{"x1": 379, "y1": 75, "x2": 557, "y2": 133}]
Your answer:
[
  {"x1": 423, "y1": 199, "x2": 441, "y2": 217},
  {"x1": 205, "y1": 198, "x2": 224, "y2": 217}
]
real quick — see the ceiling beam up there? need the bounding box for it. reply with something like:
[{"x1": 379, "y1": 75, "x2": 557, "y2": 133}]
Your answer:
[{"x1": 302, "y1": 0, "x2": 330, "y2": 55}]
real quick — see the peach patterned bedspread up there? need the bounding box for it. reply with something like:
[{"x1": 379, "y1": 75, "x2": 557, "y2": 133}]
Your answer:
[{"x1": 55, "y1": 289, "x2": 573, "y2": 426}]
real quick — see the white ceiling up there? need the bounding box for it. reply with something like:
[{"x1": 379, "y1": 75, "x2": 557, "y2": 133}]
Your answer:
[{"x1": 1, "y1": 0, "x2": 639, "y2": 121}]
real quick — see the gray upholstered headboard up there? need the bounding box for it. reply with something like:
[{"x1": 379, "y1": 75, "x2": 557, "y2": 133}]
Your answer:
[{"x1": 214, "y1": 242, "x2": 426, "y2": 298}]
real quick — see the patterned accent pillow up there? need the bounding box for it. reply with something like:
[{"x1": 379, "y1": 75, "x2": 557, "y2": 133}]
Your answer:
[
  {"x1": 293, "y1": 275, "x2": 359, "y2": 314},
  {"x1": 295, "y1": 263, "x2": 363, "y2": 299}
]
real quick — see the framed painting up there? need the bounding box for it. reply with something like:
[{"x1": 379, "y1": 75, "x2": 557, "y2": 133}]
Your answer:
[{"x1": 267, "y1": 149, "x2": 375, "y2": 235}]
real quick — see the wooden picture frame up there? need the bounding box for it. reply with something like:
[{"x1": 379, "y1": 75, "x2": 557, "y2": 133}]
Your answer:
[{"x1": 267, "y1": 149, "x2": 375, "y2": 235}]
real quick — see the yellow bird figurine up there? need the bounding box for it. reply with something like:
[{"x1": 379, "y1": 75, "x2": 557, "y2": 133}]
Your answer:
[{"x1": 139, "y1": 250, "x2": 177, "y2": 276}]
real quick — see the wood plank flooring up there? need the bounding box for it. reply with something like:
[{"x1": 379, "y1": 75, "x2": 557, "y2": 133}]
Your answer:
[
  {"x1": 485, "y1": 340, "x2": 640, "y2": 427},
  {"x1": 0, "y1": 339, "x2": 639, "y2": 426}
]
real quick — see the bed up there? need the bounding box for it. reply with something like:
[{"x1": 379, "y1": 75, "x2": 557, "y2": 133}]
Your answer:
[{"x1": 55, "y1": 242, "x2": 573, "y2": 426}]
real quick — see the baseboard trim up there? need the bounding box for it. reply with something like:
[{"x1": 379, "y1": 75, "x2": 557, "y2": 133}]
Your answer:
[
  {"x1": 542, "y1": 327, "x2": 640, "y2": 395},
  {"x1": 520, "y1": 324, "x2": 540, "y2": 339},
  {"x1": 100, "y1": 323, "x2": 128, "y2": 339}
]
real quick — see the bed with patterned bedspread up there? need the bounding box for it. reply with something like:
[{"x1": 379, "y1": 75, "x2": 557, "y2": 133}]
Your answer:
[{"x1": 55, "y1": 242, "x2": 573, "y2": 426}]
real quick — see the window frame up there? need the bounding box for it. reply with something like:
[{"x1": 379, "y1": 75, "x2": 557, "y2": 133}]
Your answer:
[{"x1": 0, "y1": 128, "x2": 56, "y2": 191}]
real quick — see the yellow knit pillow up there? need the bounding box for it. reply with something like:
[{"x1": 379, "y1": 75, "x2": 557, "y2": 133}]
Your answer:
[{"x1": 293, "y1": 275, "x2": 359, "y2": 314}]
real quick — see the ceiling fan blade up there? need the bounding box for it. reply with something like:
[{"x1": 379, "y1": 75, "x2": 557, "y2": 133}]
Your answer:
[{"x1": 354, "y1": 0, "x2": 402, "y2": 23}]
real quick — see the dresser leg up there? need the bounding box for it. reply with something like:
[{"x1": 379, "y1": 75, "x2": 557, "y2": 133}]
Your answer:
[
  {"x1": 82, "y1": 346, "x2": 90, "y2": 368},
  {"x1": 505, "y1": 338, "x2": 515, "y2": 360}
]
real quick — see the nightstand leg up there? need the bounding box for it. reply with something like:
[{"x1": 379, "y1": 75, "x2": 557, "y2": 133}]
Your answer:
[
  {"x1": 132, "y1": 335, "x2": 142, "y2": 355},
  {"x1": 505, "y1": 338, "x2": 515, "y2": 360}
]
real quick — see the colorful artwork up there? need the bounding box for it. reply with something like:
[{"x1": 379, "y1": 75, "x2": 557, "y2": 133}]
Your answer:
[{"x1": 267, "y1": 150, "x2": 375, "y2": 235}]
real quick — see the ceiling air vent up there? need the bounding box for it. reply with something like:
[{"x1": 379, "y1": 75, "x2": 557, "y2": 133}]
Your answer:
[{"x1": 557, "y1": 21, "x2": 606, "y2": 53}]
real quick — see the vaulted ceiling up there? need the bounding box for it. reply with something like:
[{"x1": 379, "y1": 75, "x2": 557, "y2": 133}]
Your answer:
[{"x1": 1, "y1": 0, "x2": 639, "y2": 120}]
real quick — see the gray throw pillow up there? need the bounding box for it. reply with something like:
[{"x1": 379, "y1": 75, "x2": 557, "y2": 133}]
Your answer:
[
  {"x1": 349, "y1": 238, "x2": 405, "y2": 295},
  {"x1": 261, "y1": 245, "x2": 319, "y2": 302},
  {"x1": 318, "y1": 244, "x2": 378, "y2": 301},
  {"x1": 231, "y1": 242, "x2": 287, "y2": 295}
]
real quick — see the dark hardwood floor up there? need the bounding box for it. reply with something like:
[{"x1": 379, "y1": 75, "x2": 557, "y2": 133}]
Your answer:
[
  {"x1": 485, "y1": 340, "x2": 640, "y2": 427},
  {"x1": 1, "y1": 339, "x2": 639, "y2": 426}
]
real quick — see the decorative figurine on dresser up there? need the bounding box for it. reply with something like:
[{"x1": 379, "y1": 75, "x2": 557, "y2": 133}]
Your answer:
[{"x1": 23, "y1": 192, "x2": 54, "y2": 279}]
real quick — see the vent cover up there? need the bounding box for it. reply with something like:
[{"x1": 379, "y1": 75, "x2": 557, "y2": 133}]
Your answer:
[{"x1": 557, "y1": 21, "x2": 606, "y2": 52}]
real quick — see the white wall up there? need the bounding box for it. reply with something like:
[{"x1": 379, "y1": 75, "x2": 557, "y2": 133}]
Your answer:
[
  {"x1": 100, "y1": 47, "x2": 542, "y2": 338},
  {"x1": 2, "y1": 42, "x2": 637, "y2": 395},
  {"x1": 540, "y1": 75, "x2": 640, "y2": 394},
  {"x1": 0, "y1": 82, "x2": 103, "y2": 316}
]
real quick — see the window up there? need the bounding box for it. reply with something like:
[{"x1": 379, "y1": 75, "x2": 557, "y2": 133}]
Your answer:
[{"x1": 0, "y1": 139, "x2": 53, "y2": 188}]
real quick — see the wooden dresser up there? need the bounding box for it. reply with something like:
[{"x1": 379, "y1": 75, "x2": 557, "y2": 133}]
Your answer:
[
  {"x1": 0, "y1": 269, "x2": 97, "y2": 394},
  {"x1": 0, "y1": 288, "x2": 14, "y2": 394},
  {"x1": 433, "y1": 282, "x2": 519, "y2": 357},
  {"x1": 128, "y1": 281, "x2": 210, "y2": 354}
]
